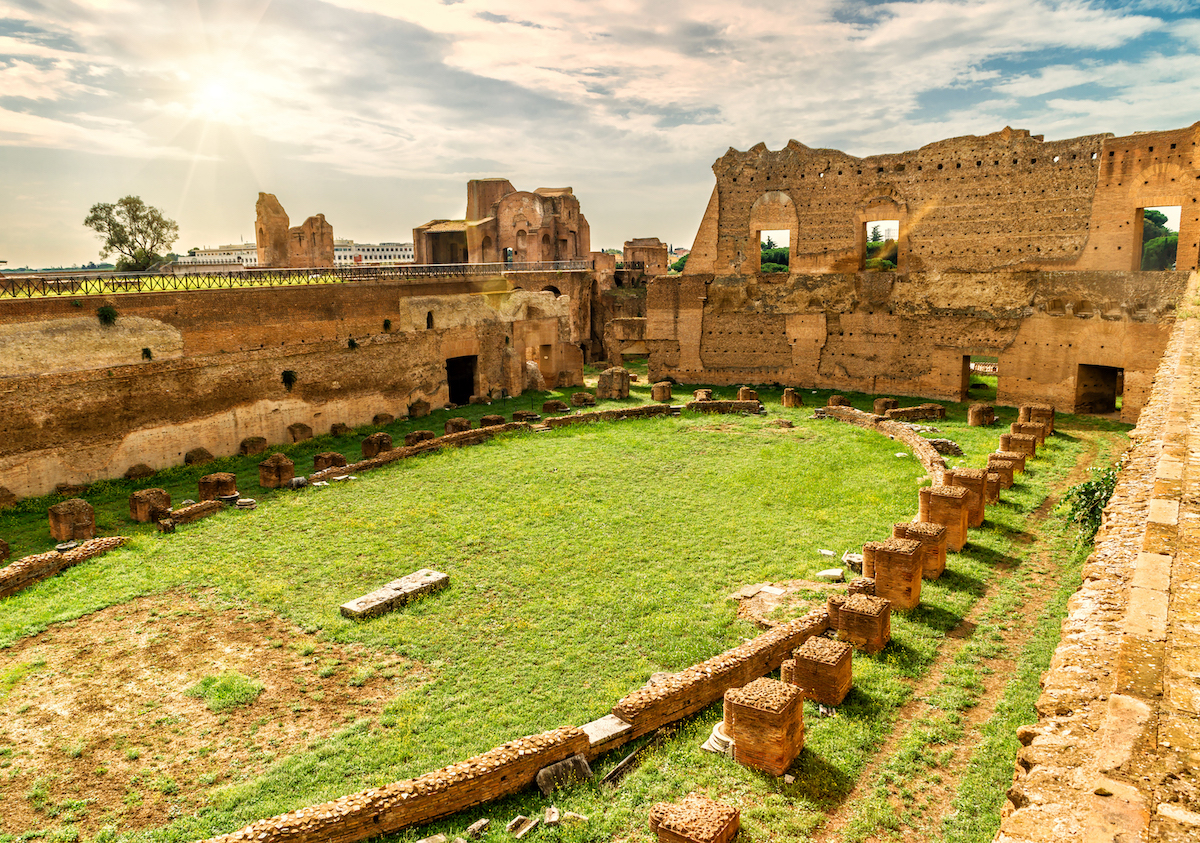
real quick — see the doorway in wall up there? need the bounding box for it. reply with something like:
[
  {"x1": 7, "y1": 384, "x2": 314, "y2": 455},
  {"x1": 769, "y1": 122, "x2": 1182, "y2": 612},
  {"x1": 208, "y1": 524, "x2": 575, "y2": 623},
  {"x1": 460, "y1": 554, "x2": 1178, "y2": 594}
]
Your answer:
[
  {"x1": 1075, "y1": 364, "x2": 1123, "y2": 414},
  {"x1": 446, "y1": 355, "x2": 477, "y2": 405}
]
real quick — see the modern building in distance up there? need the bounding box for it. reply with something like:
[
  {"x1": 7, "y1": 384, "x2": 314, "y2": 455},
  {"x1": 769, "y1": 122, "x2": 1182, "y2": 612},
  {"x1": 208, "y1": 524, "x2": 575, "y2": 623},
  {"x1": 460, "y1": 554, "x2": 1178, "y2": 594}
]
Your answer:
[{"x1": 178, "y1": 240, "x2": 414, "y2": 267}]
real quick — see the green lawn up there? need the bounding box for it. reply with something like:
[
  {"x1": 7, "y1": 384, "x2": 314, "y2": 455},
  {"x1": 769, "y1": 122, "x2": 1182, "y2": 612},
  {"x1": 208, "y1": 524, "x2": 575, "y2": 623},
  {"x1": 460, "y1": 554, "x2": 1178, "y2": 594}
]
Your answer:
[{"x1": 0, "y1": 380, "x2": 1130, "y2": 843}]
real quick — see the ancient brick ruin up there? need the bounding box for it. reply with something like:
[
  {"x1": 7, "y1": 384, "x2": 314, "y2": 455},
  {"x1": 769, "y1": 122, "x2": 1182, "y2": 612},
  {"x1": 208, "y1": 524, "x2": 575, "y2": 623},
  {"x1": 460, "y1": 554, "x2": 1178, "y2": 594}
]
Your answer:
[
  {"x1": 255, "y1": 193, "x2": 335, "y2": 269},
  {"x1": 644, "y1": 123, "x2": 1200, "y2": 422}
]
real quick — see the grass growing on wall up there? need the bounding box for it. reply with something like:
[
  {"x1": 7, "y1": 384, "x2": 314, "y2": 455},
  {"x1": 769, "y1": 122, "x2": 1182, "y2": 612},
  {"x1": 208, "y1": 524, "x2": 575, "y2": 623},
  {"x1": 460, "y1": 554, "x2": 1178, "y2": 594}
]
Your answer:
[{"x1": 0, "y1": 379, "x2": 1131, "y2": 843}]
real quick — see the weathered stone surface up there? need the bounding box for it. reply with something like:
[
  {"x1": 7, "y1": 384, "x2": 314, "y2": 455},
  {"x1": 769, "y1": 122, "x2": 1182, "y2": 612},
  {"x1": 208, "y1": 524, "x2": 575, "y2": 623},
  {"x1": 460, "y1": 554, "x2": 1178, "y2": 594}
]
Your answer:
[
  {"x1": 129, "y1": 488, "x2": 171, "y2": 523},
  {"x1": 409, "y1": 399, "x2": 431, "y2": 418},
  {"x1": 596, "y1": 367, "x2": 631, "y2": 400},
  {"x1": 239, "y1": 436, "x2": 268, "y2": 455},
  {"x1": 313, "y1": 452, "x2": 347, "y2": 471},
  {"x1": 445, "y1": 417, "x2": 471, "y2": 434},
  {"x1": 198, "y1": 472, "x2": 237, "y2": 501},
  {"x1": 287, "y1": 422, "x2": 313, "y2": 443},
  {"x1": 873, "y1": 397, "x2": 899, "y2": 415},
  {"x1": 479, "y1": 414, "x2": 506, "y2": 427},
  {"x1": 404, "y1": 430, "x2": 437, "y2": 446},
  {"x1": 361, "y1": 432, "x2": 393, "y2": 459},
  {"x1": 122, "y1": 464, "x2": 154, "y2": 481},
  {"x1": 649, "y1": 792, "x2": 740, "y2": 843},
  {"x1": 48, "y1": 498, "x2": 95, "y2": 542},
  {"x1": 255, "y1": 193, "x2": 335, "y2": 268},
  {"x1": 0, "y1": 539, "x2": 8, "y2": 562},
  {"x1": 651, "y1": 381, "x2": 673, "y2": 402},
  {"x1": 330, "y1": 423, "x2": 351, "y2": 437},
  {"x1": 782, "y1": 388, "x2": 802, "y2": 408},
  {"x1": 968, "y1": 403, "x2": 995, "y2": 426},
  {"x1": 258, "y1": 453, "x2": 295, "y2": 489},
  {"x1": 534, "y1": 753, "x2": 593, "y2": 796},
  {"x1": 542, "y1": 400, "x2": 569, "y2": 414},
  {"x1": 737, "y1": 387, "x2": 759, "y2": 402},
  {"x1": 184, "y1": 447, "x2": 214, "y2": 466},
  {"x1": 570, "y1": 392, "x2": 596, "y2": 407},
  {"x1": 373, "y1": 413, "x2": 394, "y2": 426},
  {"x1": 339, "y1": 569, "x2": 449, "y2": 620}
]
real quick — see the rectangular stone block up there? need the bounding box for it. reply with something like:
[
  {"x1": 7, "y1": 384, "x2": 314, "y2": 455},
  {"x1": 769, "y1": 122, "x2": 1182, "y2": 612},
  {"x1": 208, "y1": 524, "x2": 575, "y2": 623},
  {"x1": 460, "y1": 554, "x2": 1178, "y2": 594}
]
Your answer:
[
  {"x1": 129, "y1": 488, "x2": 171, "y2": 523},
  {"x1": 724, "y1": 678, "x2": 804, "y2": 776},
  {"x1": 873, "y1": 537, "x2": 923, "y2": 609},
  {"x1": 340, "y1": 568, "x2": 449, "y2": 619},
  {"x1": 920, "y1": 485, "x2": 970, "y2": 551}
]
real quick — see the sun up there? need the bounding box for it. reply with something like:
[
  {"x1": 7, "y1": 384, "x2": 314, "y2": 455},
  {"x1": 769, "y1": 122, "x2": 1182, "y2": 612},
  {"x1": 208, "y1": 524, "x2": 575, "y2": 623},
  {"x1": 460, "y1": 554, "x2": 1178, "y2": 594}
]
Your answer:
[{"x1": 190, "y1": 76, "x2": 247, "y2": 124}]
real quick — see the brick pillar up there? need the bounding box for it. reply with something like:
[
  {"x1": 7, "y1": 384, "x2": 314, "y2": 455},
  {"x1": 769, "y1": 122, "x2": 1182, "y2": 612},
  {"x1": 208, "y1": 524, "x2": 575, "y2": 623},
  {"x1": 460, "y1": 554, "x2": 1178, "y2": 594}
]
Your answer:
[
  {"x1": 313, "y1": 452, "x2": 347, "y2": 471},
  {"x1": 198, "y1": 473, "x2": 237, "y2": 502},
  {"x1": 1011, "y1": 421, "x2": 1048, "y2": 445},
  {"x1": 873, "y1": 398, "x2": 899, "y2": 415},
  {"x1": 129, "y1": 488, "x2": 171, "y2": 523},
  {"x1": 944, "y1": 468, "x2": 987, "y2": 528},
  {"x1": 361, "y1": 432, "x2": 393, "y2": 458},
  {"x1": 921, "y1": 485, "x2": 970, "y2": 551},
  {"x1": 968, "y1": 403, "x2": 995, "y2": 426},
  {"x1": 874, "y1": 537, "x2": 923, "y2": 609},
  {"x1": 258, "y1": 453, "x2": 295, "y2": 489},
  {"x1": 992, "y1": 449, "x2": 1027, "y2": 473},
  {"x1": 1000, "y1": 433, "x2": 1037, "y2": 457},
  {"x1": 782, "y1": 388, "x2": 803, "y2": 408},
  {"x1": 987, "y1": 457, "x2": 1017, "y2": 489},
  {"x1": 893, "y1": 521, "x2": 948, "y2": 580},
  {"x1": 48, "y1": 498, "x2": 95, "y2": 542}
]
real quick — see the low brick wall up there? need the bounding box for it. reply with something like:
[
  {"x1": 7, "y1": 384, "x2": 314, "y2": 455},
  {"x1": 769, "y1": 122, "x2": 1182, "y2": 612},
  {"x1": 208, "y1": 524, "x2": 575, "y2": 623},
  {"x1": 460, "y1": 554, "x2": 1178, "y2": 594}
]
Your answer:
[
  {"x1": 309, "y1": 423, "x2": 531, "y2": 482},
  {"x1": 204, "y1": 728, "x2": 588, "y2": 843},
  {"x1": 684, "y1": 400, "x2": 762, "y2": 414},
  {"x1": 611, "y1": 609, "x2": 829, "y2": 738},
  {"x1": 544, "y1": 404, "x2": 672, "y2": 428},
  {"x1": 0, "y1": 536, "x2": 128, "y2": 599}
]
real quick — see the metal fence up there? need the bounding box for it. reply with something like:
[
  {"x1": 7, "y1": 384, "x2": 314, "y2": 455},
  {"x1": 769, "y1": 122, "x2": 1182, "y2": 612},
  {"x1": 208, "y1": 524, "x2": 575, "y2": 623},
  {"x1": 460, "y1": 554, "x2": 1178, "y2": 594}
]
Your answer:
[{"x1": 0, "y1": 260, "x2": 593, "y2": 299}]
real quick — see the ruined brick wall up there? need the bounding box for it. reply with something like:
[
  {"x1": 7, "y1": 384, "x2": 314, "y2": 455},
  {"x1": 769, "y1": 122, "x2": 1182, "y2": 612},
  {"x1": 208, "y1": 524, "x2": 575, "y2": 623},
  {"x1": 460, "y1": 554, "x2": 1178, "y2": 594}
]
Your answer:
[
  {"x1": 646, "y1": 268, "x2": 1184, "y2": 421},
  {"x1": 0, "y1": 281, "x2": 577, "y2": 498},
  {"x1": 685, "y1": 124, "x2": 1199, "y2": 277}
]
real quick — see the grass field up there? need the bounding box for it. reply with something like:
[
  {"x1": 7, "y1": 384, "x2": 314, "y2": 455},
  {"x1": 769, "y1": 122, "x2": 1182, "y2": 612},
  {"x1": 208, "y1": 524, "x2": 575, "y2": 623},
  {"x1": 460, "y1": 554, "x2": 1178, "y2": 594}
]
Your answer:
[{"x1": 0, "y1": 376, "x2": 1130, "y2": 843}]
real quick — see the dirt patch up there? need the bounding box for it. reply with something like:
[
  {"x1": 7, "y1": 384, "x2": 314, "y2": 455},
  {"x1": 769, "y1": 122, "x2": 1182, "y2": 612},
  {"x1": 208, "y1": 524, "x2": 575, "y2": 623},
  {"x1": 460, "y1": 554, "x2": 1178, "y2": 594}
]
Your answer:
[
  {"x1": 0, "y1": 590, "x2": 423, "y2": 837},
  {"x1": 732, "y1": 579, "x2": 843, "y2": 628}
]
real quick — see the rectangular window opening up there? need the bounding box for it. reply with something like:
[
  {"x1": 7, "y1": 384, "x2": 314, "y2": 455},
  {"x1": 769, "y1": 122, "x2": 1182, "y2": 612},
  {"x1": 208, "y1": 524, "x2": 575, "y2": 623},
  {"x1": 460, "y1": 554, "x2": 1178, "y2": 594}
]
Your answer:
[
  {"x1": 1138, "y1": 205, "x2": 1180, "y2": 270},
  {"x1": 759, "y1": 230, "x2": 790, "y2": 274},
  {"x1": 863, "y1": 219, "x2": 899, "y2": 271}
]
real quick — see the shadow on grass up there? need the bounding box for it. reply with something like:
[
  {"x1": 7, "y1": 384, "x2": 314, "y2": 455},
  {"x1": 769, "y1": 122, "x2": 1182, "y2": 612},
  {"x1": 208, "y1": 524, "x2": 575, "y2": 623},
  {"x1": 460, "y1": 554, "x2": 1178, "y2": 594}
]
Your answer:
[
  {"x1": 962, "y1": 542, "x2": 1024, "y2": 571},
  {"x1": 786, "y1": 748, "x2": 856, "y2": 805},
  {"x1": 901, "y1": 602, "x2": 964, "y2": 635},
  {"x1": 935, "y1": 567, "x2": 986, "y2": 598}
]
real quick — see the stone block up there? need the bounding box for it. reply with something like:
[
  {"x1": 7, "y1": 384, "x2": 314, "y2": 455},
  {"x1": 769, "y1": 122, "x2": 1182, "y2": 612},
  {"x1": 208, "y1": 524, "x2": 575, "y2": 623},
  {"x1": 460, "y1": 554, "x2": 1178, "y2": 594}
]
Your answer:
[
  {"x1": 692, "y1": 389, "x2": 713, "y2": 402},
  {"x1": 873, "y1": 537, "x2": 923, "y2": 610},
  {"x1": 129, "y1": 488, "x2": 171, "y2": 523},
  {"x1": 330, "y1": 423, "x2": 351, "y2": 436},
  {"x1": 848, "y1": 576, "x2": 875, "y2": 596},
  {"x1": 239, "y1": 436, "x2": 268, "y2": 455},
  {"x1": 596, "y1": 367, "x2": 631, "y2": 400},
  {"x1": 1011, "y1": 420, "x2": 1048, "y2": 445},
  {"x1": 987, "y1": 457, "x2": 1017, "y2": 489},
  {"x1": 361, "y1": 432, "x2": 393, "y2": 458},
  {"x1": 184, "y1": 447, "x2": 213, "y2": 466},
  {"x1": 287, "y1": 422, "x2": 313, "y2": 443},
  {"x1": 123, "y1": 464, "x2": 154, "y2": 481},
  {"x1": 535, "y1": 753, "x2": 593, "y2": 796},
  {"x1": 373, "y1": 413, "x2": 395, "y2": 426},
  {"x1": 892, "y1": 521, "x2": 948, "y2": 579},
  {"x1": 409, "y1": 399, "x2": 431, "y2": 418},
  {"x1": 968, "y1": 403, "x2": 995, "y2": 426},
  {"x1": 791, "y1": 637, "x2": 853, "y2": 706},
  {"x1": 992, "y1": 449, "x2": 1027, "y2": 473},
  {"x1": 404, "y1": 430, "x2": 437, "y2": 446},
  {"x1": 313, "y1": 452, "x2": 347, "y2": 471},
  {"x1": 1018, "y1": 403, "x2": 1055, "y2": 433},
  {"x1": 339, "y1": 568, "x2": 449, "y2": 620},
  {"x1": 512, "y1": 411, "x2": 541, "y2": 423},
  {"x1": 570, "y1": 392, "x2": 596, "y2": 407},
  {"x1": 737, "y1": 387, "x2": 759, "y2": 402},
  {"x1": 838, "y1": 594, "x2": 891, "y2": 653},
  {"x1": 198, "y1": 472, "x2": 237, "y2": 502},
  {"x1": 919, "y1": 485, "x2": 970, "y2": 551},
  {"x1": 873, "y1": 397, "x2": 899, "y2": 415},
  {"x1": 723, "y1": 678, "x2": 803, "y2": 776},
  {"x1": 944, "y1": 468, "x2": 987, "y2": 527},
  {"x1": 828, "y1": 394, "x2": 850, "y2": 406},
  {"x1": 1000, "y1": 432, "x2": 1037, "y2": 456},
  {"x1": 652, "y1": 382, "x2": 673, "y2": 402},
  {"x1": 985, "y1": 471, "x2": 1000, "y2": 504},
  {"x1": 480, "y1": 414, "x2": 506, "y2": 427},
  {"x1": 445, "y1": 417, "x2": 471, "y2": 434},
  {"x1": 465, "y1": 819, "x2": 489, "y2": 839},
  {"x1": 781, "y1": 388, "x2": 802, "y2": 408},
  {"x1": 48, "y1": 498, "x2": 95, "y2": 542},
  {"x1": 649, "y1": 793, "x2": 739, "y2": 843},
  {"x1": 258, "y1": 453, "x2": 295, "y2": 489},
  {"x1": 0, "y1": 539, "x2": 7, "y2": 562}
]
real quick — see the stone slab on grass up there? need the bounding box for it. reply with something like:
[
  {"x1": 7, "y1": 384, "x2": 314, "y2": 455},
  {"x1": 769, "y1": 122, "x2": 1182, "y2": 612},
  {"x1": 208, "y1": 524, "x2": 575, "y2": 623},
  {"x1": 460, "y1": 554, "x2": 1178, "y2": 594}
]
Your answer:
[{"x1": 340, "y1": 568, "x2": 449, "y2": 620}]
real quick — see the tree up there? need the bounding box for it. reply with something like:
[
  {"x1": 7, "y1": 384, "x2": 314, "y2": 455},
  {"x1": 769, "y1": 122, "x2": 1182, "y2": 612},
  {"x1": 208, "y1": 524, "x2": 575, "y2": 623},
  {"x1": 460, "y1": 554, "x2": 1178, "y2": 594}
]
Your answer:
[
  {"x1": 83, "y1": 196, "x2": 179, "y2": 271},
  {"x1": 762, "y1": 235, "x2": 778, "y2": 249},
  {"x1": 870, "y1": 224, "x2": 883, "y2": 243},
  {"x1": 670, "y1": 253, "x2": 689, "y2": 273}
]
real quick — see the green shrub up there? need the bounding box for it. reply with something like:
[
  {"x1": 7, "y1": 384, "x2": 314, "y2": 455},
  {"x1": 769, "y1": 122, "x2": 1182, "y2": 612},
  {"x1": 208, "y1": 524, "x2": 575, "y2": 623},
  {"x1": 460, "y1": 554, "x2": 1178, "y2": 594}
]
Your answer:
[
  {"x1": 185, "y1": 672, "x2": 264, "y2": 712},
  {"x1": 281, "y1": 370, "x2": 298, "y2": 392},
  {"x1": 96, "y1": 305, "x2": 118, "y2": 326},
  {"x1": 1060, "y1": 465, "x2": 1119, "y2": 542}
]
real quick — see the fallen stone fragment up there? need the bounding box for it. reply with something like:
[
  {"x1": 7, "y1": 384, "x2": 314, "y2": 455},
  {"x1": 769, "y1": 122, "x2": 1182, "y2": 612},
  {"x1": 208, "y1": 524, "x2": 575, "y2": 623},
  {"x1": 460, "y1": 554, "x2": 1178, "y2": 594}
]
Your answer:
[
  {"x1": 544, "y1": 806, "x2": 560, "y2": 826},
  {"x1": 465, "y1": 818, "x2": 490, "y2": 839},
  {"x1": 562, "y1": 812, "x2": 588, "y2": 825},
  {"x1": 340, "y1": 569, "x2": 449, "y2": 620},
  {"x1": 415, "y1": 835, "x2": 447, "y2": 843},
  {"x1": 816, "y1": 568, "x2": 844, "y2": 583},
  {"x1": 818, "y1": 549, "x2": 835, "y2": 557},
  {"x1": 535, "y1": 753, "x2": 593, "y2": 796},
  {"x1": 505, "y1": 816, "x2": 527, "y2": 834}
]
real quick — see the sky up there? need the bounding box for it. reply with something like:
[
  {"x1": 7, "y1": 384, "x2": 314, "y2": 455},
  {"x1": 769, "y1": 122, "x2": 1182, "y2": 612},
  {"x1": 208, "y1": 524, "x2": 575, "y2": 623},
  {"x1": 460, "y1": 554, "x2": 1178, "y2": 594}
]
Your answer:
[{"x1": 1, "y1": 0, "x2": 1198, "y2": 268}]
